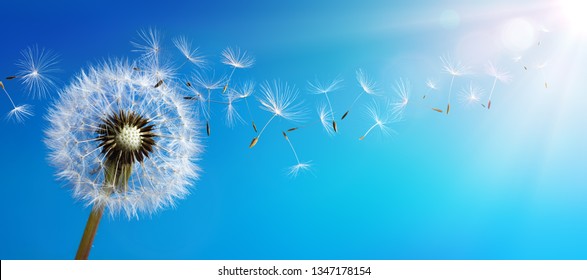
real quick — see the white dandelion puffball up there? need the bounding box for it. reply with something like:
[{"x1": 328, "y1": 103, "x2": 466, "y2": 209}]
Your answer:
[{"x1": 45, "y1": 59, "x2": 202, "y2": 218}]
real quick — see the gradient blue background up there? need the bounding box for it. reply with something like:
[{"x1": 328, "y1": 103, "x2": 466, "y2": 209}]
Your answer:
[{"x1": 1, "y1": 0, "x2": 586, "y2": 259}]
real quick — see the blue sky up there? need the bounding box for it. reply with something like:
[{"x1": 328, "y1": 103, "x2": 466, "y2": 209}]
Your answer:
[{"x1": 1, "y1": 0, "x2": 586, "y2": 259}]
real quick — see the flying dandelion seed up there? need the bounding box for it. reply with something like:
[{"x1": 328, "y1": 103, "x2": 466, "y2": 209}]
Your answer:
[
  {"x1": 391, "y1": 78, "x2": 410, "y2": 117},
  {"x1": 225, "y1": 90, "x2": 245, "y2": 128},
  {"x1": 14, "y1": 45, "x2": 59, "y2": 99},
  {"x1": 45, "y1": 59, "x2": 201, "y2": 259},
  {"x1": 249, "y1": 80, "x2": 303, "y2": 148},
  {"x1": 440, "y1": 55, "x2": 469, "y2": 114},
  {"x1": 423, "y1": 78, "x2": 438, "y2": 99},
  {"x1": 233, "y1": 81, "x2": 257, "y2": 132},
  {"x1": 486, "y1": 61, "x2": 512, "y2": 109},
  {"x1": 359, "y1": 101, "x2": 398, "y2": 141},
  {"x1": 513, "y1": 56, "x2": 528, "y2": 71},
  {"x1": 458, "y1": 82, "x2": 484, "y2": 107},
  {"x1": 536, "y1": 61, "x2": 548, "y2": 89},
  {"x1": 282, "y1": 131, "x2": 311, "y2": 178},
  {"x1": 131, "y1": 28, "x2": 162, "y2": 62},
  {"x1": 193, "y1": 71, "x2": 226, "y2": 136},
  {"x1": 308, "y1": 76, "x2": 342, "y2": 133},
  {"x1": 317, "y1": 103, "x2": 335, "y2": 136},
  {"x1": 221, "y1": 47, "x2": 254, "y2": 93},
  {"x1": 341, "y1": 69, "x2": 377, "y2": 120},
  {"x1": 1, "y1": 81, "x2": 34, "y2": 122},
  {"x1": 173, "y1": 36, "x2": 206, "y2": 68}
]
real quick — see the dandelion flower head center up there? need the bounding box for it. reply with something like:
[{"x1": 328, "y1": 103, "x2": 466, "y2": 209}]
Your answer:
[
  {"x1": 116, "y1": 125, "x2": 142, "y2": 151},
  {"x1": 97, "y1": 110, "x2": 157, "y2": 166}
]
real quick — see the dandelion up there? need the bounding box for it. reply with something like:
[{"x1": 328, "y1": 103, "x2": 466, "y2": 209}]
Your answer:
[
  {"x1": 45, "y1": 59, "x2": 201, "y2": 259},
  {"x1": 440, "y1": 55, "x2": 469, "y2": 114},
  {"x1": 282, "y1": 131, "x2": 311, "y2": 178},
  {"x1": 359, "y1": 101, "x2": 398, "y2": 141},
  {"x1": 512, "y1": 56, "x2": 528, "y2": 71},
  {"x1": 14, "y1": 45, "x2": 59, "y2": 98},
  {"x1": 0, "y1": 81, "x2": 34, "y2": 122},
  {"x1": 485, "y1": 61, "x2": 512, "y2": 109},
  {"x1": 308, "y1": 76, "x2": 342, "y2": 133},
  {"x1": 233, "y1": 81, "x2": 257, "y2": 132},
  {"x1": 131, "y1": 28, "x2": 162, "y2": 62},
  {"x1": 458, "y1": 82, "x2": 484, "y2": 106},
  {"x1": 173, "y1": 36, "x2": 206, "y2": 68},
  {"x1": 341, "y1": 69, "x2": 378, "y2": 120},
  {"x1": 221, "y1": 47, "x2": 254, "y2": 93},
  {"x1": 391, "y1": 78, "x2": 410, "y2": 116},
  {"x1": 249, "y1": 80, "x2": 303, "y2": 148}
]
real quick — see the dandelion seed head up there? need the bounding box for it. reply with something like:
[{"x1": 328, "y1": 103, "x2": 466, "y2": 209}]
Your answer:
[
  {"x1": 7, "y1": 104, "x2": 34, "y2": 123},
  {"x1": 45, "y1": 59, "x2": 202, "y2": 218},
  {"x1": 308, "y1": 76, "x2": 343, "y2": 94},
  {"x1": 234, "y1": 81, "x2": 255, "y2": 99},
  {"x1": 193, "y1": 71, "x2": 226, "y2": 91},
  {"x1": 131, "y1": 28, "x2": 162, "y2": 61},
  {"x1": 486, "y1": 61, "x2": 512, "y2": 83},
  {"x1": 426, "y1": 79, "x2": 438, "y2": 90},
  {"x1": 173, "y1": 36, "x2": 206, "y2": 67},
  {"x1": 391, "y1": 78, "x2": 411, "y2": 116},
  {"x1": 221, "y1": 47, "x2": 255, "y2": 69},
  {"x1": 16, "y1": 45, "x2": 59, "y2": 98},
  {"x1": 458, "y1": 82, "x2": 484, "y2": 105},
  {"x1": 287, "y1": 162, "x2": 312, "y2": 178},
  {"x1": 225, "y1": 92, "x2": 244, "y2": 127},
  {"x1": 317, "y1": 103, "x2": 334, "y2": 136},
  {"x1": 258, "y1": 80, "x2": 304, "y2": 122},
  {"x1": 356, "y1": 69, "x2": 378, "y2": 95},
  {"x1": 440, "y1": 55, "x2": 469, "y2": 77}
]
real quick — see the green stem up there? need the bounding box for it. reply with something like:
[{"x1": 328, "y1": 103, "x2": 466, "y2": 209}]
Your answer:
[{"x1": 75, "y1": 204, "x2": 105, "y2": 260}]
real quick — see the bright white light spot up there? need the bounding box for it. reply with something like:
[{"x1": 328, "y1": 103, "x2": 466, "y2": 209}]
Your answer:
[
  {"x1": 501, "y1": 18, "x2": 535, "y2": 52},
  {"x1": 560, "y1": 0, "x2": 587, "y2": 35},
  {"x1": 440, "y1": 10, "x2": 460, "y2": 29}
]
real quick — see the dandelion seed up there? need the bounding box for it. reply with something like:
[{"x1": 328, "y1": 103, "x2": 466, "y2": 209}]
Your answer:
[
  {"x1": 6, "y1": 76, "x2": 17, "y2": 80},
  {"x1": 233, "y1": 81, "x2": 256, "y2": 132},
  {"x1": 7, "y1": 104, "x2": 34, "y2": 123},
  {"x1": 186, "y1": 81, "x2": 192, "y2": 87},
  {"x1": 154, "y1": 80, "x2": 163, "y2": 88},
  {"x1": 221, "y1": 47, "x2": 254, "y2": 93},
  {"x1": 317, "y1": 103, "x2": 334, "y2": 136},
  {"x1": 391, "y1": 78, "x2": 410, "y2": 116},
  {"x1": 224, "y1": 91, "x2": 244, "y2": 128},
  {"x1": 342, "y1": 69, "x2": 378, "y2": 120},
  {"x1": 486, "y1": 61, "x2": 512, "y2": 109},
  {"x1": 16, "y1": 45, "x2": 59, "y2": 98},
  {"x1": 423, "y1": 78, "x2": 438, "y2": 99},
  {"x1": 282, "y1": 131, "x2": 311, "y2": 178},
  {"x1": 131, "y1": 28, "x2": 162, "y2": 62},
  {"x1": 432, "y1": 108, "x2": 443, "y2": 113},
  {"x1": 250, "y1": 80, "x2": 303, "y2": 148},
  {"x1": 45, "y1": 59, "x2": 201, "y2": 258},
  {"x1": 173, "y1": 36, "x2": 205, "y2": 68},
  {"x1": 536, "y1": 61, "x2": 548, "y2": 89},
  {"x1": 308, "y1": 76, "x2": 342, "y2": 133},
  {"x1": 1, "y1": 81, "x2": 33, "y2": 122},
  {"x1": 206, "y1": 121, "x2": 211, "y2": 136},
  {"x1": 359, "y1": 101, "x2": 398, "y2": 141},
  {"x1": 440, "y1": 55, "x2": 469, "y2": 114},
  {"x1": 458, "y1": 82, "x2": 484, "y2": 106}
]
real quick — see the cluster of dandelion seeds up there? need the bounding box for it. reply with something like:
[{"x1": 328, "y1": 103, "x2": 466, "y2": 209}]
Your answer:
[{"x1": 45, "y1": 59, "x2": 201, "y2": 218}]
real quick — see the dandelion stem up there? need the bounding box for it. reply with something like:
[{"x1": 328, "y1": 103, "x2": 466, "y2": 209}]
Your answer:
[
  {"x1": 349, "y1": 91, "x2": 364, "y2": 112},
  {"x1": 1, "y1": 87, "x2": 18, "y2": 109},
  {"x1": 487, "y1": 77, "x2": 497, "y2": 107},
  {"x1": 284, "y1": 134, "x2": 300, "y2": 164},
  {"x1": 75, "y1": 204, "x2": 104, "y2": 260},
  {"x1": 324, "y1": 93, "x2": 334, "y2": 119},
  {"x1": 257, "y1": 114, "x2": 276, "y2": 140},
  {"x1": 360, "y1": 123, "x2": 378, "y2": 140},
  {"x1": 447, "y1": 75, "x2": 455, "y2": 114}
]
